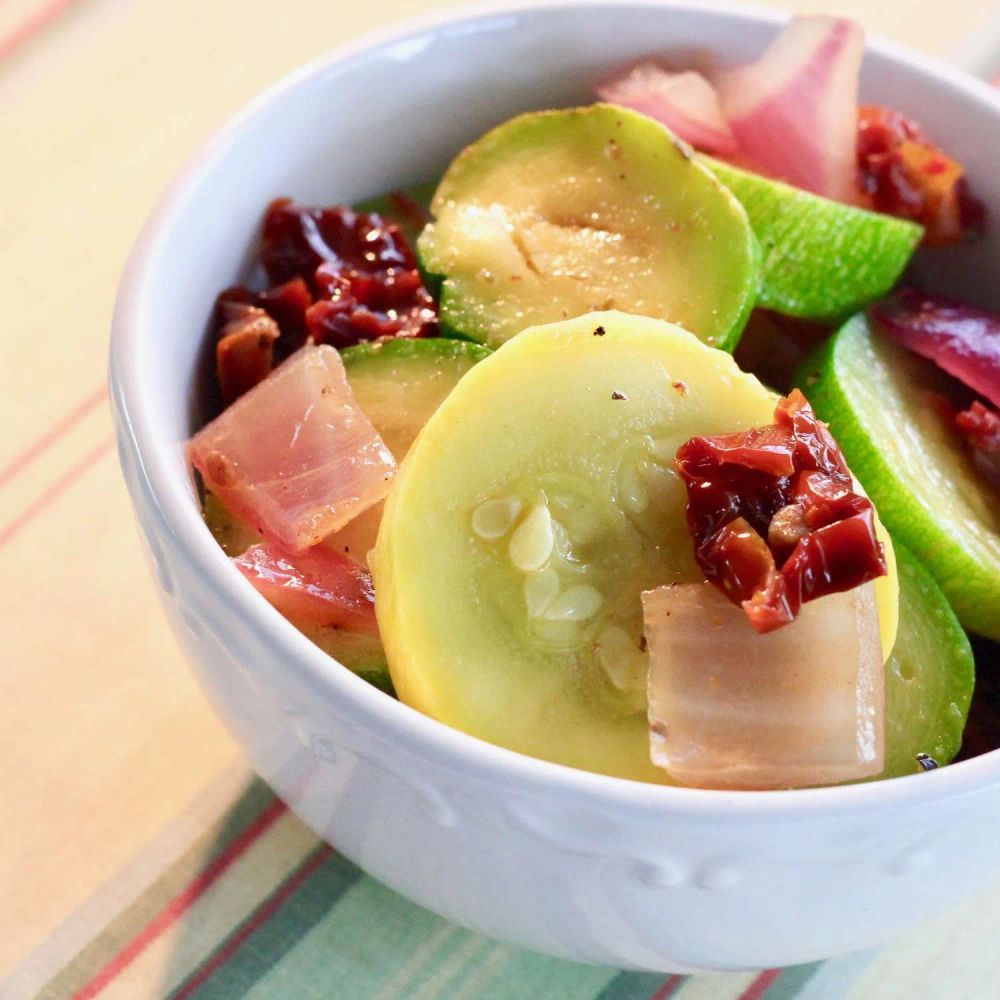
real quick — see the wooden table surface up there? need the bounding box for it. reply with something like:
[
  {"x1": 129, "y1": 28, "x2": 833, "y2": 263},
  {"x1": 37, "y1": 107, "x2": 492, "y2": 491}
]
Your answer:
[{"x1": 2, "y1": 0, "x2": 999, "y2": 994}]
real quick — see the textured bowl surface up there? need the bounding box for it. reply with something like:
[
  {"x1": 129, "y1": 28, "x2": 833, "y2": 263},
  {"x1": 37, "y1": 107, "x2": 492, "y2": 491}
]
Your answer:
[{"x1": 110, "y1": 0, "x2": 1000, "y2": 972}]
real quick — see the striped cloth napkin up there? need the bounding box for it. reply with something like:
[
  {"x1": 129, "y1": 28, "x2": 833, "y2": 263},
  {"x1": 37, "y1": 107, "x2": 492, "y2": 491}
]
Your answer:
[
  {"x1": 18, "y1": 779, "x2": 864, "y2": 999},
  {"x1": 3, "y1": 1, "x2": 1000, "y2": 998},
  {"x1": 15, "y1": 772, "x2": 1000, "y2": 999}
]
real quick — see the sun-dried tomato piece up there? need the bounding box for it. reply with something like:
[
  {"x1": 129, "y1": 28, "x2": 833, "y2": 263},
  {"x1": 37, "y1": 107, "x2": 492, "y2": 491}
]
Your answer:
[
  {"x1": 682, "y1": 424, "x2": 796, "y2": 477},
  {"x1": 955, "y1": 401, "x2": 1000, "y2": 491},
  {"x1": 675, "y1": 389, "x2": 887, "y2": 632},
  {"x1": 256, "y1": 199, "x2": 438, "y2": 350},
  {"x1": 212, "y1": 199, "x2": 440, "y2": 402},
  {"x1": 218, "y1": 277, "x2": 313, "y2": 362},
  {"x1": 261, "y1": 198, "x2": 415, "y2": 288},
  {"x1": 779, "y1": 506, "x2": 884, "y2": 607},
  {"x1": 857, "y1": 105, "x2": 984, "y2": 246},
  {"x1": 698, "y1": 516, "x2": 781, "y2": 610},
  {"x1": 384, "y1": 191, "x2": 433, "y2": 238},
  {"x1": 791, "y1": 469, "x2": 868, "y2": 528},
  {"x1": 305, "y1": 261, "x2": 438, "y2": 349},
  {"x1": 257, "y1": 278, "x2": 313, "y2": 358},
  {"x1": 215, "y1": 301, "x2": 279, "y2": 405}
]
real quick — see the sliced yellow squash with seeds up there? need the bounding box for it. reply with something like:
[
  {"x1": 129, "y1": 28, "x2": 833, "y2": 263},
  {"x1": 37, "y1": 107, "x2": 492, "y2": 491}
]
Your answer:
[{"x1": 373, "y1": 311, "x2": 898, "y2": 782}]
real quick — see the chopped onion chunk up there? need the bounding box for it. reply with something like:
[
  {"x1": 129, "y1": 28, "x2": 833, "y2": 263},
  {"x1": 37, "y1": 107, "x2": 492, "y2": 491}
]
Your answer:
[
  {"x1": 188, "y1": 344, "x2": 395, "y2": 552},
  {"x1": 597, "y1": 64, "x2": 737, "y2": 155},
  {"x1": 715, "y1": 16, "x2": 864, "y2": 202},
  {"x1": 643, "y1": 581, "x2": 884, "y2": 789},
  {"x1": 234, "y1": 541, "x2": 378, "y2": 633}
]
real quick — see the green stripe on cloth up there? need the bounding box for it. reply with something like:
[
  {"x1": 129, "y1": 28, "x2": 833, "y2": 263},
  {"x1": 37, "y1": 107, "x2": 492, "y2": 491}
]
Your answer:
[
  {"x1": 595, "y1": 971, "x2": 682, "y2": 998},
  {"x1": 758, "y1": 963, "x2": 823, "y2": 1000},
  {"x1": 238, "y1": 867, "x2": 622, "y2": 999},
  {"x1": 31, "y1": 773, "x2": 834, "y2": 1000},
  {"x1": 167, "y1": 844, "x2": 361, "y2": 999},
  {"x1": 35, "y1": 781, "x2": 284, "y2": 999},
  {"x1": 792, "y1": 949, "x2": 875, "y2": 999}
]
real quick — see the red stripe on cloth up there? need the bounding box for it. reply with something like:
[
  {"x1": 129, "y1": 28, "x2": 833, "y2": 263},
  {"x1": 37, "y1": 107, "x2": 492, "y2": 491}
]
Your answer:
[
  {"x1": 738, "y1": 969, "x2": 783, "y2": 1000},
  {"x1": 0, "y1": 0, "x2": 86, "y2": 61},
  {"x1": 170, "y1": 844, "x2": 334, "y2": 1000},
  {"x1": 649, "y1": 973, "x2": 685, "y2": 999},
  {"x1": 0, "y1": 385, "x2": 108, "y2": 491},
  {"x1": 72, "y1": 797, "x2": 288, "y2": 1000},
  {"x1": 0, "y1": 434, "x2": 115, "y2": 551}
]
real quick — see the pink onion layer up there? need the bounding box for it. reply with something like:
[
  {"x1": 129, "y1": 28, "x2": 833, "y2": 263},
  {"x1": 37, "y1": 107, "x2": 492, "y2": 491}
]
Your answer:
[
  {"x1": 597, "y1": 64, "x2": 738, "y2": 155},
  {"x1": 188, "y1": 344, "x2": 395, "y2": 552},
  {"x1": 234, "y1": 540, "x2": 378, "y2": 633},
  {"x1": 714, "y1": 15, "x2": 864, "y2": 202}
]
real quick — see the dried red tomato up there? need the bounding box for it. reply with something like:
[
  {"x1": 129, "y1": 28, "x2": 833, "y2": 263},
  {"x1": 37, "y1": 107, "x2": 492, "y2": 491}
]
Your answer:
[
  {"x1": 260, "y1": 198, "x2": 415, "y2": 287},
  {"x1": 213, "y1": 198, "x2": 440, "y2": 404},
  {"x1": 857, "y1": 105, "x2": 984, "y2": 246},
  {"x1": 955, "y1": 401, "x2": 1000, "y2": 491},
  {"x1": 675, "y1": 390, "x2": 887, "y2": 633},
  {"x1": 305, "y1": 259, "x2": 437, "y2": 350},
  {"x1": 218, "y1": 278, "x2": 313, "y2": 361},
  {"x1": 214, "y1": 301, "x2": 279, "y2": 405},
  {"x1": 261, "y1": 199, "x2": 437, "y2": 348}
]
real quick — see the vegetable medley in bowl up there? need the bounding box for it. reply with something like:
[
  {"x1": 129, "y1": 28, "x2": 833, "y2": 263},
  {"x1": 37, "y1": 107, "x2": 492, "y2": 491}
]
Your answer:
[{"x1": 187, "y1": 15, "x2": 998, "y2": 791}]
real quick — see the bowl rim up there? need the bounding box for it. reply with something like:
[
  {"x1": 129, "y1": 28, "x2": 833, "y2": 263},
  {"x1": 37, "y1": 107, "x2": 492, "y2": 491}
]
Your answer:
[{"x1": 111, "y1": 0, "x2": 1000, "y2": 821}]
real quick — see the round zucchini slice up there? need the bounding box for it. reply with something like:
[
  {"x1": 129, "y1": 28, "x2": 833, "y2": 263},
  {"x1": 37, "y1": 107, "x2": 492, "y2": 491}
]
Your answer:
[
  {"x1": 341, "y1": 337, "x2": 491, "y2": 458},
  {"x1": 202, "y1": 491, "x2": 260, "y2": 556},
  {"x1": 373, "y1": 311, "x2": 898, "y2": 782},
  {"x1": 418, "y1": 105, "x2": 759, "y2": 351},
  {"x1": 326, "y1": 337, "x2": 491, "y2": 564},
  {"x1": 705, "y1": 158, "x2": 922, "y2": 322},
  {"x1": 800, "y1": 314, "x2": 1000, "y2": 640},
  {"x1": 878, "y1": 543, "x2": 974, "y2": 779}
]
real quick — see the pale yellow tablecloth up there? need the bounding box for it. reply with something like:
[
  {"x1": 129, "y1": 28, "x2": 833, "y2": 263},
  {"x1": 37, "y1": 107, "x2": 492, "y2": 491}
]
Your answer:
[{"x1": 2, "y1": 1, "x2": 998, "y2": 995}]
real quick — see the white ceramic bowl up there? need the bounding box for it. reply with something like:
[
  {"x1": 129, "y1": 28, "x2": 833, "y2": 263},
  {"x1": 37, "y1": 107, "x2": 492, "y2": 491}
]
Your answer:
[{"x1": 110, "y1": 0, "x2": 1000, "y2": 972}]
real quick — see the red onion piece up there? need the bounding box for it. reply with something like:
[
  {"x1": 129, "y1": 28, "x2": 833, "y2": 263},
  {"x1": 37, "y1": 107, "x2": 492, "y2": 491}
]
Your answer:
[
  {"x1": 597, "y1": 63, "x2": 738, "y2": 156},
  {"x1": 870, "y1": 290, "x2": 1000, "y2": 409}
]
